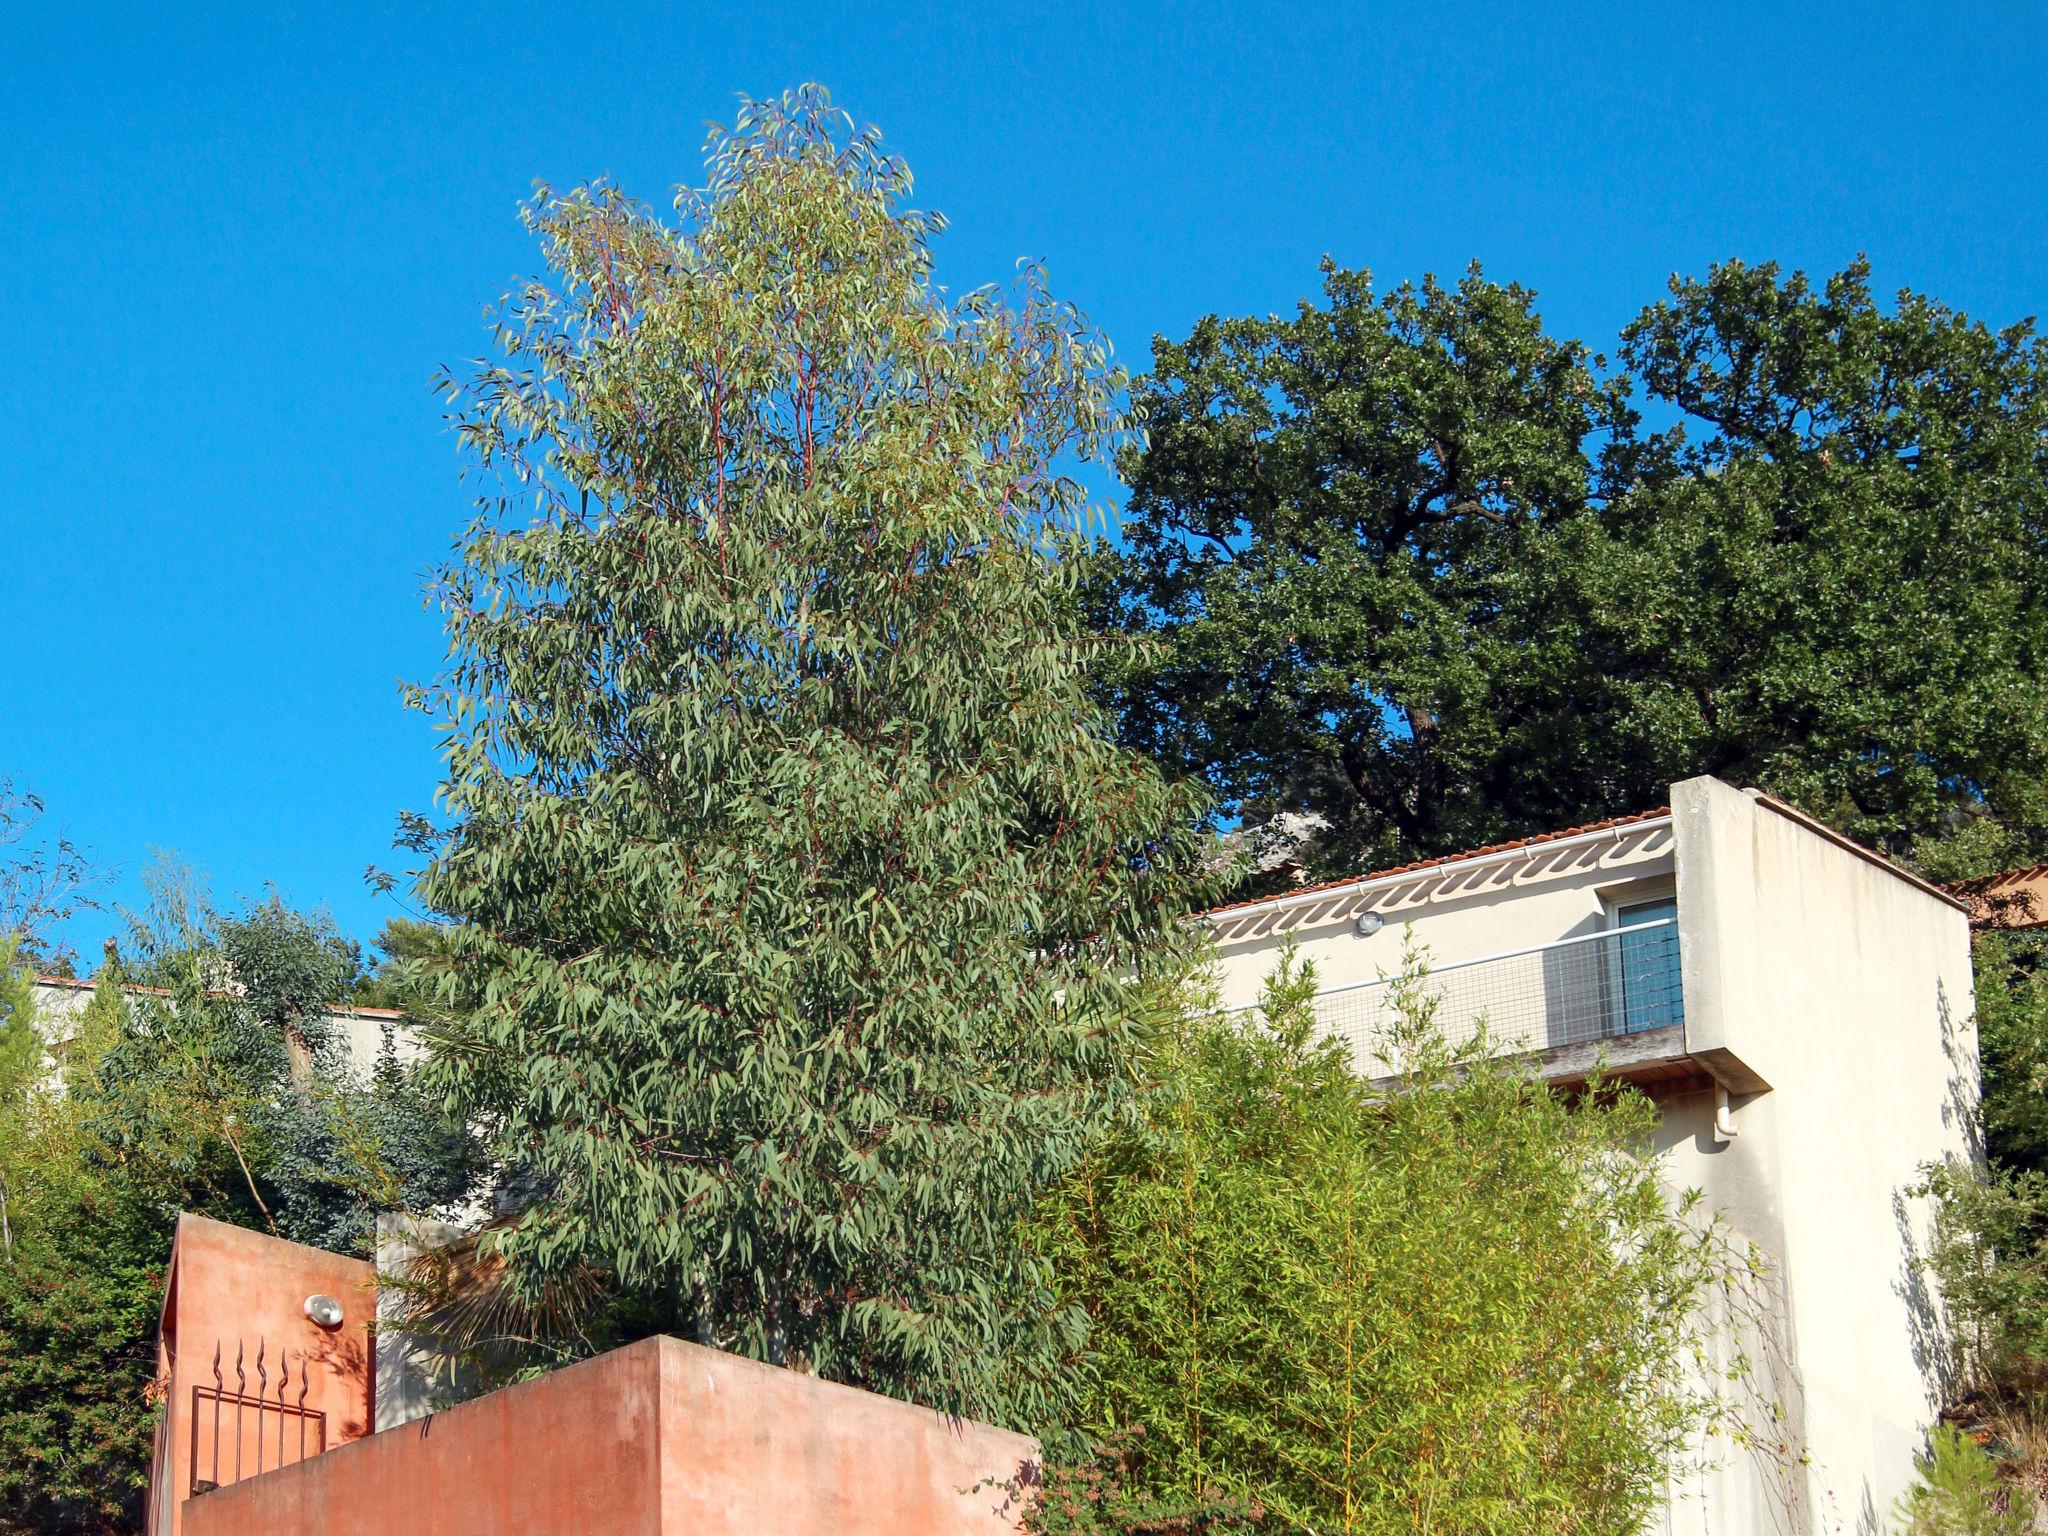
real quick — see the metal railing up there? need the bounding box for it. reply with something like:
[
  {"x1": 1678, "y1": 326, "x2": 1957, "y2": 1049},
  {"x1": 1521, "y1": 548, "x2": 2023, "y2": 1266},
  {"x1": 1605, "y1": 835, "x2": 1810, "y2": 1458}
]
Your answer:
[
  {"x1": 1257, "y1": 920, "x2": 1683, "y2": 1076},
  {"x1": 189, "y1": 1339, "x2": 326, "y2": 1496}
]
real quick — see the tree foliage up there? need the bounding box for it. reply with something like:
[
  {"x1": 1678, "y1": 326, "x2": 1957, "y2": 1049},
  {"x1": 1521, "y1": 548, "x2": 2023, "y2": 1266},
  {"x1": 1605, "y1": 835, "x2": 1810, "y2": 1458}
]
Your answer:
[
  {"x1": 1909, "y1": 927, "x2": 2048, "y2": 1416},
  {"x1": 1097, "y1": 257, "x2": 2048, "y2": 881},
  {"x1": 0, "y1": 886, "x2": 481, "y2": 1534},
  {"x1": 81, "y1": 882, "x2": 482, "y2": 1254},
  {"x1": 1093, "y1": 263, "x2": 1631, "y2": 875},
  {"x1": 349, "y1": 917, "x2": 456, "y2": 1011},
  {"x1": 0, "y1": 781, "x2": 101, "y2": 973},
  {"x1": 1029, "y1": 950, "x2": 1721, "y2": 1534},
  {"x1": 0, "y1": 964, "x2": 165, "y2": 1534},
  {"x1": 408, "y1": 86, "x2": 1213, "y2": 1428},
  {"x1": 1892, "y1": 1423, "x2": 2035, "y2": 1536}
]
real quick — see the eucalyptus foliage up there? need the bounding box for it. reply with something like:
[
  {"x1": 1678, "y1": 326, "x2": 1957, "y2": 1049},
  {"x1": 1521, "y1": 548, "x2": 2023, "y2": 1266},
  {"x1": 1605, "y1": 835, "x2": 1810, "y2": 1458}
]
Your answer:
[
  {"x1": 409, "y1": 87, "x2": 1212, "y2": 1425},
  {"x1": 0, "y1": 780, "x2": 100, "y2": 973},
  {"x1": 1033, "y1": 950, "x2": 1720, "y2": 1534}
]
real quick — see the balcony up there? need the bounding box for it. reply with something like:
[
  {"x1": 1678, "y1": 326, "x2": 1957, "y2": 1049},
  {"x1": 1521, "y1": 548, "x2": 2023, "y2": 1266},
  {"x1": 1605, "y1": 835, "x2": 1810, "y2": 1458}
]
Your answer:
[{"x1": 1267, "y1": 919, "x2": 1691, "y2": 1088}]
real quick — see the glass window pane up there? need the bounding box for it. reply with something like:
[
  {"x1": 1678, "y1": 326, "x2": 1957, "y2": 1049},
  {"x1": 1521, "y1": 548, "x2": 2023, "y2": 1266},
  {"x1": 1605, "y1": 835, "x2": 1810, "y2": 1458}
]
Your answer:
[{"x1": 1616, "y1": 898, "x2": 1681, "y2": 1033}]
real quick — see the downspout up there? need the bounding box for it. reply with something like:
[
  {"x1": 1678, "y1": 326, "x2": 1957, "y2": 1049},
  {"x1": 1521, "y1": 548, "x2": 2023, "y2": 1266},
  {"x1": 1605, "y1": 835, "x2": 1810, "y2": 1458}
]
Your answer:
[{"x1": 1713, "y1": 1083, "x2": 1741, "y2": 1144}]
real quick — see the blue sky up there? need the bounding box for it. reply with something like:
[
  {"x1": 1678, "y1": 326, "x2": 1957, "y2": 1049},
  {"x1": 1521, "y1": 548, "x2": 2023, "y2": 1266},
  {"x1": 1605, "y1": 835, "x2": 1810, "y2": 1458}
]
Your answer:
[{"x1": 7, "y1": 2, "x2": 2046, "y2": 963}]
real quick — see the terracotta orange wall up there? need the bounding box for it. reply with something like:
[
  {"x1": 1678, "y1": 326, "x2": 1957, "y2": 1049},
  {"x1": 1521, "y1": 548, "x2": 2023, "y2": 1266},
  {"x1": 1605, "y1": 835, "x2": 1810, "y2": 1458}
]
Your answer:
[
  {"x1": 150, "y1": 1214, "x2": 375, "y2": 1536},
  {"x1": 654, "y1": 1338, "x2": 1036, "y2": 1533},
  {"x1": 183, "y1": 1335, "x2": 1036, "y2": 1536}
]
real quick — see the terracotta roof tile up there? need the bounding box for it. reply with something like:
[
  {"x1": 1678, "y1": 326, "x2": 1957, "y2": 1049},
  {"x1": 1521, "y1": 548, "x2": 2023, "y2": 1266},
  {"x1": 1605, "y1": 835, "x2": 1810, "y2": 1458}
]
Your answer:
[{"x1": 1945, "y1": 863, "x2": 2048, "y2": 928}]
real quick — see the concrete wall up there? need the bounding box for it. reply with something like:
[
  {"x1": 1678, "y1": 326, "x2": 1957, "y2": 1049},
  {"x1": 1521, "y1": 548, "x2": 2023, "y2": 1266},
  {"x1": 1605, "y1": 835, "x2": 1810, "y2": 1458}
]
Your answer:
[
  {"x1": 183, "y1": 1335, "x2": 1036, "y2": 1536},
  {"x1": 150, "y1": 1215, "x2": 377, "y2": 1536},
  {"x1": 371, "y1": 1211, "x2": 478, "y2": 1432},
  {"x1": 1668, "y1": 778, "x2": 1976, "y2": 1533}
]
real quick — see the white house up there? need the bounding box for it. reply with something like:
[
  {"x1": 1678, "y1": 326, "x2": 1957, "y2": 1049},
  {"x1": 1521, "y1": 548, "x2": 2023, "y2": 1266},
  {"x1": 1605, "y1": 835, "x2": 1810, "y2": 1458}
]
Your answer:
[
  {"x1": 1202, "y1": 775, "x2": 1978, "y2": 1535},
  {"x1": 27, "y1": 974, "x2": 413, "y2": 1081}
]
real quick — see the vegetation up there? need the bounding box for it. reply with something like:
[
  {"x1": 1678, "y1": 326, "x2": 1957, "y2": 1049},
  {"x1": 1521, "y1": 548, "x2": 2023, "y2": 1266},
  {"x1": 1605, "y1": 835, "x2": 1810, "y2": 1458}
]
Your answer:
[
  {"x1": 20, "y1": 75, "x2": 2048, "y2": 1536},
  {"x1": 0, "y1": 966, "x2": 165, "y2": 1535},
  {"x1": 1019, "y1": 1428, "x2": 1261, "y2": 1536},
  {"x1": 1911, "y1": 928, "x2": 2048, "y2": 1511},
  {"x1": 1028, "y1": 950, "x2": 1723, "y2": 1534},
  {"x1": 1892, "y1": 1424, "x2": 2035, "y2": 1536},
  {"x1": 348, "y1": 917, "x2": 456, "y2": 1011},
  {"x1": 0, "y1": 781, "x2": 100, "y2": 974},
  {"x1": 0, "y1": 878, "x2": 481, "y2": 1534},
  {"x1": 406, "y1": 86, "x2": 1213, "y2": 1430},
  {"x1": 1093, "y1": 258, "x2": 2048, "y2": 883}
]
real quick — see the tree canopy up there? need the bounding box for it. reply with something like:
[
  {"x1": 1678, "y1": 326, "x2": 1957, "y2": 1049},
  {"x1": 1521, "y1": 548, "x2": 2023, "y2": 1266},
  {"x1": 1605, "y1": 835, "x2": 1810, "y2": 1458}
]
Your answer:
[
  {"x1": 409, "y1": 86, "x2": 1214, "y2": 1428},
  {"x1": 1095, "y1": 257, "x2": 2048, "y2": 883}
]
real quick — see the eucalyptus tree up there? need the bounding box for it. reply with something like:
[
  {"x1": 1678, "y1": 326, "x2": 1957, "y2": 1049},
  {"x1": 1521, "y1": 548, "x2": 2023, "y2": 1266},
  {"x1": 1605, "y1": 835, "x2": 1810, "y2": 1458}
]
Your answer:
[{"x1": 410, "y1": 87, "x2": 1213, "y2": 1425}]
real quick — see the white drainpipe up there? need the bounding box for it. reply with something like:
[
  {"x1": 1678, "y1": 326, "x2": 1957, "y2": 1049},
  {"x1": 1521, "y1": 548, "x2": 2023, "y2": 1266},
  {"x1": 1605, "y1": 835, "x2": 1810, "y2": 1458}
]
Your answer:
[{"x1": 1713, "y1": 1083, "x2": 1741, "y2": 1144}]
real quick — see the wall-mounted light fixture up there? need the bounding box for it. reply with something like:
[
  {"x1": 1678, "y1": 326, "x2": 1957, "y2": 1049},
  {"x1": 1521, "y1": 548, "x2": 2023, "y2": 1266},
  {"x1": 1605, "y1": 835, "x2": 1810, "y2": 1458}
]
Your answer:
[
  {"x1": 1355, "y1": 911, "x2": 1384, "y2": 937},
  {"x1": 303, "y1": 1294, "x2": 345, "y2": 1329}
]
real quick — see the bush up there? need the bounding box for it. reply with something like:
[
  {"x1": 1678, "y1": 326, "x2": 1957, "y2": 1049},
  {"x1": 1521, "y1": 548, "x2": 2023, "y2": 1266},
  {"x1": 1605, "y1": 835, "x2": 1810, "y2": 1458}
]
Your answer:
[
  {"x1": 1917, "y1": 1160, "x2": 2048, "y2": 1388},
  {"x1": 1030, "y1": 947, "x2": 1723, "y2": 1534},
  {"x1": 1893, "y1": 1424, "x2": 2035, "y2": 1536}
]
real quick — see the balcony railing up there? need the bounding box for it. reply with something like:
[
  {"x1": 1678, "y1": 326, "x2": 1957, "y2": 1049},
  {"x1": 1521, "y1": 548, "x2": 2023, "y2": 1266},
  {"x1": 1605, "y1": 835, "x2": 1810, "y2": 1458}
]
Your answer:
[{"x1": 1249, "y1": 919, "x2": 1683, "y2": 1076}]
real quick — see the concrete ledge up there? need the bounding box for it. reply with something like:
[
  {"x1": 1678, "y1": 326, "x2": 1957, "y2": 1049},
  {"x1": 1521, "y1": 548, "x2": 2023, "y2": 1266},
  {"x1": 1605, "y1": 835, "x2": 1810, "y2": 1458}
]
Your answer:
[
  {"x1": 1535, "y1": 1023, "x2": 1688, "y2": 1087},
  {"x1": 1367, "y1": 1023, "x2": 1706, "y2": 1095}
]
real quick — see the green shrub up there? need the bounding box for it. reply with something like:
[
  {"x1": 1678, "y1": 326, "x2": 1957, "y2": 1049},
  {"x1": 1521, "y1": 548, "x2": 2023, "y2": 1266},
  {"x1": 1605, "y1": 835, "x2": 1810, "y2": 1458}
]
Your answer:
[
  {"x1": 1893, "y1": 1424, "x2": 2034, "y2": 1536},
  {"x1": 1917, "y1": 1160, "x2": 2048, "y2": 1388},
  {"x1": 1031, "y1": 946, "x2": 1723, "y2": 1535}
]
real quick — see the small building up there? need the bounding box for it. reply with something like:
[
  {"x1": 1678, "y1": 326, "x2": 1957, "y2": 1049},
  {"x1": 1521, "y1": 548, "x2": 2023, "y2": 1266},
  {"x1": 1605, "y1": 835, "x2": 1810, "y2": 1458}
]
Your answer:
[
  {"x1": 1200, "y1": 775, "x2": 1978, "y2": 1534},
  {"x1": 29, "y1": 975, "x2": 415, "y2": 1082}
]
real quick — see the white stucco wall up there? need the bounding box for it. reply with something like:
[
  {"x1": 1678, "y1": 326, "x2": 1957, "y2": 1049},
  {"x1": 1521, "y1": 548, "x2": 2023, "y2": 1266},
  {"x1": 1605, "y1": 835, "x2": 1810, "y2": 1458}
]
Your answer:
[
  {"x1": 27, "y1": 977, "x2": 415, "y2": 1081},
  {"x1": 1202, "y1": 778, "x2": 1979, "y2": 1536},
  {"x1": 1207, "y1": 818, "x2": 1677, "y2": 1011},
  {"x1": 1668, "y1": 778, "x2": 1976, "y2": 1533}
]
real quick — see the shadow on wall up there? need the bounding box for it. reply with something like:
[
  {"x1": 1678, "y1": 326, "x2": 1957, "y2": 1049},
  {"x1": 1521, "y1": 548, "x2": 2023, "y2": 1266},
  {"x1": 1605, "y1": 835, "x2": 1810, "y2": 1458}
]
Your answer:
[
  {"x1": 1660, "y1": 1181, "x2": 1809, "y2": 1536},
  {"x1": 1938, "y1": 976, "x2": 1984, "y2": 1165},
  {"x1": 1895, "y1": 1187, "x2": 1960, "y2": 1412},
  {"x1": 1891, "y1": 975, "x2": 1979, "y2": 1409},
  {"x1": 1900, "y1": 978, "x2": 1982, "y2": 1417}
]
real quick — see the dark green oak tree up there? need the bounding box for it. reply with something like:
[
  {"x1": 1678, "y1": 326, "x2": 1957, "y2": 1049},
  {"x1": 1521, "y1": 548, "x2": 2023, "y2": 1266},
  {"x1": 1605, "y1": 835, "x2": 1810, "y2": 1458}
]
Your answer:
[{"x1": 1099, "y1": 257, "x2": 2048, "y2": 882}]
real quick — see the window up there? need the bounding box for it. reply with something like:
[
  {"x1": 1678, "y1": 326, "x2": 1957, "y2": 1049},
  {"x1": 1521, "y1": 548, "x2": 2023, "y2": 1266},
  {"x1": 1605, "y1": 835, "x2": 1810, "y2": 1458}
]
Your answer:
[{"x1": 1614, "y1": 897, "x2": 1682, "y2": 1034}]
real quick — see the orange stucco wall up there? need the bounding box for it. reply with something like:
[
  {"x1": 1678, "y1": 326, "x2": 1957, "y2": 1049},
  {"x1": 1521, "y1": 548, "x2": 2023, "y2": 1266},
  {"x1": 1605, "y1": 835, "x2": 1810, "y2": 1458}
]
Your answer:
[
  {"x1": 149, "y1": 1215, "x2": 375, "y2": 1536},
  {"x1": 653, "y1": 1337, "x2": 1035, "y2": 1533},
  {"x1": 182, "y1": 1335, "x2": 1036, "y2": 1536}
]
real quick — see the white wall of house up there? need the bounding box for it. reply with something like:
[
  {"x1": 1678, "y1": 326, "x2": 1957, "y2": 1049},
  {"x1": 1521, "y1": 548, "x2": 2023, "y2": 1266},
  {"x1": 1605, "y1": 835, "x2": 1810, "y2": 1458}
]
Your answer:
[
  {"x1": 1202, "y1": 776, "x2": 1978, "y2": 1536},
  {"x1": 1666, "y1": 777, "x2": 1975, "y2": 1533},
  {"x1": 1207, "y1": 817, "x2": 1677, "y2": 1006},
  {"x1": 26, "y1": 976, "x2": 415, "y2": 1081}
]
